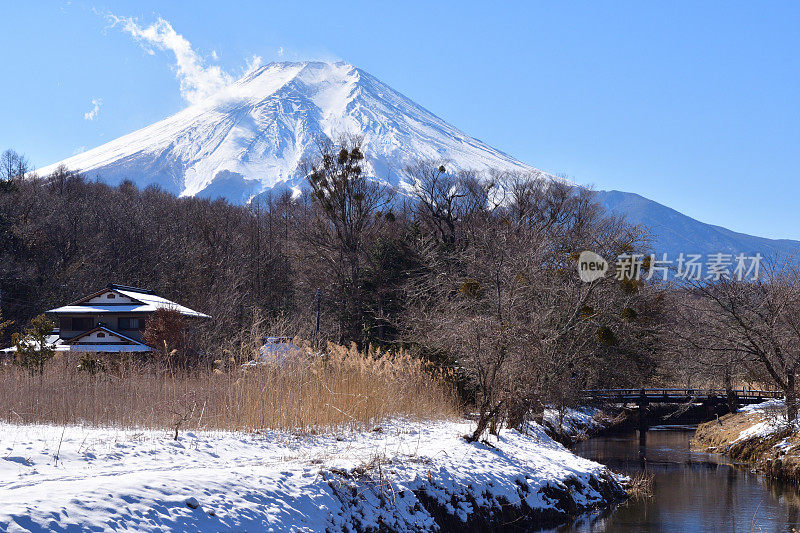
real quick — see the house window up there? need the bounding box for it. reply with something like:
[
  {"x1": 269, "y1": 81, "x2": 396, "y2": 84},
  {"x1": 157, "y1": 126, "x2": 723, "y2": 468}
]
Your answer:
[
  {"x1": 69, "y1": 317, "x2": 93, "y2": 331},
  {"x1": 119, "y1": 317, "x2": 143, "y2": 331},
  {"x1": 97, "y1": 332, "x2": 106, "y2": 338},
  {"x1": 106, "y1": 293, "x2": 116, "y2": 299}
]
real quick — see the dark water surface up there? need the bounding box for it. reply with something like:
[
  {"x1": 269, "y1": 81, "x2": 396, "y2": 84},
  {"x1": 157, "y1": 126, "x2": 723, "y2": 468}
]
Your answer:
[{"x1": 551, "y1": 427, "x2": 800, "y2": 532}]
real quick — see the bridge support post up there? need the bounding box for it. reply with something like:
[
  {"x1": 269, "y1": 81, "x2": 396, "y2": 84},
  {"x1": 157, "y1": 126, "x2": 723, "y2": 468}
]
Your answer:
[
  {"x1": 638, "y1": 388, "x2": 649, "y2": 446},
  {"x1": 726, "y1": 388, "x2": 740, "y2": 414},
  {"x1": 702, "y1": 398, "x2": 715, "y2": 421}
]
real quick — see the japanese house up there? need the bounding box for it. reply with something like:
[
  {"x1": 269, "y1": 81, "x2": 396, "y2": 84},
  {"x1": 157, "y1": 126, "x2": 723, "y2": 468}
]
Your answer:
[{"x1": 6, "y1": 284, "x2": 211, "y2": 354}]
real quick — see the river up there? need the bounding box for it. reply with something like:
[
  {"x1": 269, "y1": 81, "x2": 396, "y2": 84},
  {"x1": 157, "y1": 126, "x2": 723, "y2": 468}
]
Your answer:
[{"x1": 550, "y1": 426, "x2": 800, "y2": 532}]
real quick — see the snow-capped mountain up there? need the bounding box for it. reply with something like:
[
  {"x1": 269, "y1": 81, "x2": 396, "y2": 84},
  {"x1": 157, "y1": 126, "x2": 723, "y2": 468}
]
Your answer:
[
  {"x1": 37, "y1": 60, "x2": 800, "y2": 259},
  {"x1": 38, "y1": 61, "x2": 536, "y2": 203}
]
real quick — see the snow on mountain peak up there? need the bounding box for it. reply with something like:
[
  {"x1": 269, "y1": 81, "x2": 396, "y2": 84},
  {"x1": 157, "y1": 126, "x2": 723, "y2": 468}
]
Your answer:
[{"x1": 38, "y1": 61, "x2": 539, "y2": 203}]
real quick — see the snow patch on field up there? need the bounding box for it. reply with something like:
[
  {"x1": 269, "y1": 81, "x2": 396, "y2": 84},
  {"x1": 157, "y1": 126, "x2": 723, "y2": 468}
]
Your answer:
[{"x1": 0, "y1": 419, "x2": 622, "y2": 532}]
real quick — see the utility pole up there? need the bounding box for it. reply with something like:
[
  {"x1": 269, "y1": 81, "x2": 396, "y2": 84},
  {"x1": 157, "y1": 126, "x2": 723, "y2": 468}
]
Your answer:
[{"x1": 314, "y1": 288, "x2": 321, "y2": 350}]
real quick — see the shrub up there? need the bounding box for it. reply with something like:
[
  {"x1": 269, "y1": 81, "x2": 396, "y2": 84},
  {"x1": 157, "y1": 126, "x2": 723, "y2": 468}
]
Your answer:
[
  {"x1": 76, "y1": 353, "x2": 106, "y2": 375},
  {"x1": 144, "y1": 308, "x2": 186, "y2": 366}
]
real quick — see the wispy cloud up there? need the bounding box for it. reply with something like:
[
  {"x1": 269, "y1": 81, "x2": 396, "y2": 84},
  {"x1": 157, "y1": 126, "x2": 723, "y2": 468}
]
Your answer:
[
  {"x1": 245, "y1": 54, "x2": 264, "y2": 75},
  {"x1": 107, "y1": 14, "x2": 231, "y2": 104},
  {"x1": 84, "y1": 98, "x2": 102, "y2": 121}
]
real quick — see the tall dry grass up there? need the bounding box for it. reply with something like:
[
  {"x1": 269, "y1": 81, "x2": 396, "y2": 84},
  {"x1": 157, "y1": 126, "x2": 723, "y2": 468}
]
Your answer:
[{"x1": 0, "y1": 342, "x2": 459, "y2": 434}]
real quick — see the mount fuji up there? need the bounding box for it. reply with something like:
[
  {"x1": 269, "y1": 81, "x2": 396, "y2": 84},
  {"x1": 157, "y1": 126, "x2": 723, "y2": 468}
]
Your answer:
[
  {"x1": 38, "y1": 60, "x2": 800, "y2": 259},
  {"x1": 38, "y1": 61, "x2": 536, "y2": 203}
]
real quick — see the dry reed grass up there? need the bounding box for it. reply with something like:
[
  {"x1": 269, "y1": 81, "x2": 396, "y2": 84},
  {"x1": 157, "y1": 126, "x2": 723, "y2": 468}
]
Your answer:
[
  {"x1": 626, "y1": 471, "x2": 654, "y2": 500},
  {"x1": 0, "y1": 341, "x2": 459, "y2": 434}
]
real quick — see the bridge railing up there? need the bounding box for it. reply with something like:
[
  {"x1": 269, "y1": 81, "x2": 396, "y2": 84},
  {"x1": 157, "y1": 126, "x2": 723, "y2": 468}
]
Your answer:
[{"x1": 582, "y1": 388, "x2": 783, "y2": 399}]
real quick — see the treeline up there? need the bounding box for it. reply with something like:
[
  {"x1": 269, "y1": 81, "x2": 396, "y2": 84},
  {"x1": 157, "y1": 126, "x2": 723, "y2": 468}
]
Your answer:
[
  {"x1": 1, "y1": 143, "x2": 669, "y2": 438},
  {"x1": 5, "y1": 141, "x2": 800, "y2": 435}
]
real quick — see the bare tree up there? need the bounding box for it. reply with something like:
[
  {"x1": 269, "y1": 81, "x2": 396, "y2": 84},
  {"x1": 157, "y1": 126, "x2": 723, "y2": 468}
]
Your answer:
[
  {"x1": 405, "y1": 172, "x2": 662, "y2": 441},
  {"x1": 405, "y1": 161, "x2": 487, "y2": 246},
  {"x1": 684, "y1": 260, "x2": 800, "y2": 421},
  {"x1": 663, "y1": 290, "x2": 748, "y2": 412},
  {"x1": 302, "y1": 137, "x2": 395, "y2": 344},
  {"x1": 1, "y1": 149, "x2": 30, "y2": 181}
]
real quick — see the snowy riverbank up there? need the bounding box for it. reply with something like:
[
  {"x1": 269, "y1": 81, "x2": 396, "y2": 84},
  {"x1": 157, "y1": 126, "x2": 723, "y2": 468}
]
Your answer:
[
  {"x1": 693, "y1": 399, "x2": 800, "y2": 482},
  {"x1": 542, "y1": 406, "x2": 612, "y2": 444},
  {"x1": 539, "y1": 406, "x2": 632, "y2": 446},
  {"x1": 0, "y1": 419, "x2": 626, "y2": 532}
]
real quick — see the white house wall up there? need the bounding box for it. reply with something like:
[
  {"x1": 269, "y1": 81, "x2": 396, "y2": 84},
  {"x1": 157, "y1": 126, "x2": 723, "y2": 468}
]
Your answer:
[
  {"x1": 74, "y1": 330, "x2": 127, "y2": 344},
  {"x1": 86, "y1": 292, "x2": 138, "y2": 304}
]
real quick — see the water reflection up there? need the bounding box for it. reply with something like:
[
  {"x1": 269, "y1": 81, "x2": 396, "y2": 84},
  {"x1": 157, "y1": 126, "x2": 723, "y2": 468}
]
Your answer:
[{"x1": 548, "y1": 427, "x2": 800, "y2": 532}]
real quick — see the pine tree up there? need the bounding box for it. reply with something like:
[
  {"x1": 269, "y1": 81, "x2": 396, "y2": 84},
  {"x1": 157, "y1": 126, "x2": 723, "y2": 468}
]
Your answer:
[{"x1": 13, "y1": 315, "x2": 55, "y2": 374}]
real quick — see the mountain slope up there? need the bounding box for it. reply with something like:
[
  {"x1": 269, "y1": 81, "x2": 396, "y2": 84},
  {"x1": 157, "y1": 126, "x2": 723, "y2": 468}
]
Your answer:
[
  {"x1": 596, "y1": 190, "x2": 800, "y2": 259},
  {"x1": 39, "y1": 61, "x2": 535, "y2": 202}
]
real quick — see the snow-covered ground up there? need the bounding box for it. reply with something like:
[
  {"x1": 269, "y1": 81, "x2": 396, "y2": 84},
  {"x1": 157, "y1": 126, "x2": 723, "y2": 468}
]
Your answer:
[
  {"x1": 542, "y1": 406, "x2": 609, "y2": 442},
  {"x1": 0, "y1": 419, "x2": 624, "y2": 532},
  {"x1": 735, "y1": 399, "x2": 794, "y2": 441}
]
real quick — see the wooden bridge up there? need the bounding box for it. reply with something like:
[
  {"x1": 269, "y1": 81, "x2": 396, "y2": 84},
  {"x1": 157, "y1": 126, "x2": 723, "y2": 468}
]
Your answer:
[
  {"x1": 583, "y1": 388, "x2": 783, "y2": 406},
  {"x1": 582, "y1": 388, "x2": 782, "y2": 443}
]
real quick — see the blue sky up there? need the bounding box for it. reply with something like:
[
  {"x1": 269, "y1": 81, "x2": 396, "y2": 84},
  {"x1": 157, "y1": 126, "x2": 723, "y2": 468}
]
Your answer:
[{"x1": 1, "y1": 1, "x2": 798, "y2": 239}]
